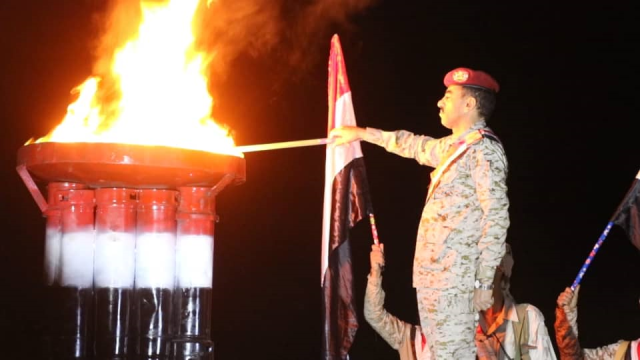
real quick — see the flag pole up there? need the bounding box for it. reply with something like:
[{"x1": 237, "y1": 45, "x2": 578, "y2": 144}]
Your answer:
[
  {"x1": 235, "y1": 138, "x2": 332, "y2": 153},
  {"x1": 368, "y1": 213, "x2": 380, "y2": 245},
  {"x1": 570, "y1": 221, "x2": 614, "y2": 291},
  {"x1": 570, "y1": 169, "x2": 640, "y2": 291}
]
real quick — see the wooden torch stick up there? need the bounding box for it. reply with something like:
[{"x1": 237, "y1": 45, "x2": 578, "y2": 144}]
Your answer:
[{"x1": 235, "y1": 138, "x2": 333, "y2": 153}]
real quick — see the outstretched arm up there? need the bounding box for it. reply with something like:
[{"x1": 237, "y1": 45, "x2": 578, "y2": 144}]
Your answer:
[{"x1": 329, "y1": 126, "x2": 446, "y2": 167}]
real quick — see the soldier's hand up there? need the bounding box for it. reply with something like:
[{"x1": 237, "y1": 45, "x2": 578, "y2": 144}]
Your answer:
[
  {"x1": 370, "y1": 243, "x2": 385, "y2": 274},
  {"x1": 473, "y1": 289, "x2": 494, "y2": 311},
  {"x1": 557, "y1": 285, "x2": 579, "y2": 311},
  {"x1": 329, "y1": 126, "x2": 364, "y2": 145}
]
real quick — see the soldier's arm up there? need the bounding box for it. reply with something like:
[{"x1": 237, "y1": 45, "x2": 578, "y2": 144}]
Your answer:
[
  {"x1": 363, "y1": 271, "x2": 411, "y2": 350},
  {"x1": 471, "y1": 141, "x2": 510, "y2": 285},
  {"x1": 362, "y1": 127, "x2": 446, "y2": 167},
  {"x1": 556, "y1": 293, "x2": 629, "y2": 360},
  {"x1": 556, "y1": 294, "x2": 627, "y2": 360},
  {"x1": 583, "y1": 342, "x2": 625, "y2": 360}
]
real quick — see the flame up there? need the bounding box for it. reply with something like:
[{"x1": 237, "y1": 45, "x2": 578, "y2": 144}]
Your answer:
[{"x1": 31, "y1": 0, "x2": 241, "y2": 157}]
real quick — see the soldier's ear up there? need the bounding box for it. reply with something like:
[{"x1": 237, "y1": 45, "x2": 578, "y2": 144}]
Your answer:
[{"x1": 464, "y1": 95, "x2": 477, "y2": 112}]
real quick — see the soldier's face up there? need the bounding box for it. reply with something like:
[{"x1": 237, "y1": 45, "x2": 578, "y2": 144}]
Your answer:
[{"x1": 437, "y1": 85, "x2": 468, "y2": 129}]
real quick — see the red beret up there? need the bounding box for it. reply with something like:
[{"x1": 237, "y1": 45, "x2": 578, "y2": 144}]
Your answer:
[{"x1": 443, "y1": 67, "x2": 500, "y2": 93}]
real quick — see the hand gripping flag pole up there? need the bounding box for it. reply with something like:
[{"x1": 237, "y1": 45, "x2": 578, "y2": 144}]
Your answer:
[{"x1": 571, "y1": 169, "x2": 640, "y2": 291}]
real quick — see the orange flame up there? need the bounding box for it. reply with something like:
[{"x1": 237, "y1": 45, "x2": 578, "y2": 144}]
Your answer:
[{"x1": 31, "y1": 0, "x2": 241, "y2": 157}]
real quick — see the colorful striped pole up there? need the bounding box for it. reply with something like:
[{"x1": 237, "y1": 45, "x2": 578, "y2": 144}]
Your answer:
[
  {"x1": 368, "y1": 213, "x2": 380, "y2": 245},
  {"x1": 570, "y1": 221, "x2": 614, "y2": 291}
]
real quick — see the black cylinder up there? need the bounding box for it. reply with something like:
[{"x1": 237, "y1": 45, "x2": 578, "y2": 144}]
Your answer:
[
  {"x1": 132, "y1": 288, "x2": 173, "y2": 359},
  {"x1": 171, "y1": 288, "x2": 214, "y2": 359}
]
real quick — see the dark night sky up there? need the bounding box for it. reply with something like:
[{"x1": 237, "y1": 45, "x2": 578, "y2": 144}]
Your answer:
[{"x1": 1, "y1": 1, "x2": 639, "y2": 359}]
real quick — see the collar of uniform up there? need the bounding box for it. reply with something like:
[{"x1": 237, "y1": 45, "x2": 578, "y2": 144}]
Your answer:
[
  {"x1": 447, "y1": 120, "x2": 488, "y2": 146},
  {"x1": 482, "y1": 297, "x2": 520, "y2": 335},
  {"x1": 504, "y1": 297, "x2": 522, "y2": 324}
]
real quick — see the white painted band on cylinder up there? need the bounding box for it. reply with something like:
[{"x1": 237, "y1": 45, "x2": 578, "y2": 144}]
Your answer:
[
  {"x1": 135, "y1": 232, "x2": 176, "y2": 289},
  {"x1": 44, "y1": 228, "x2": 62, "y2": 286},
  {"x1": 60, "y1": 230, "x2": 95, "y2": 288},
  {"x1": 176, "y1": 234, "x2": 213, "y2": 288},
  {"x1": 94, "y1": 232, "x2": 136, "y2": 288}
]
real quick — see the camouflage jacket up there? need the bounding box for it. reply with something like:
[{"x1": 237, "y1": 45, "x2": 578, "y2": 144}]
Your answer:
[{"x1": 363, "y1": 121, "x2": 509, "y2": 289}]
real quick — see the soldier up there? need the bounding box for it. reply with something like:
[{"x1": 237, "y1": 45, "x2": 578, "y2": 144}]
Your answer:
[
  {"x1": 365, "y1": 243, "x2": 556, "y2": 359},
  {"x1": 330, "y1": 67, "x2": 510, "y2": 358}
]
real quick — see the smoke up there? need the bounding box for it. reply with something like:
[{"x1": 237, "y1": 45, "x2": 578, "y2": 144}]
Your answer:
[
  {"x1": 196, "y1": 0, "x2": 379, "y2": 77},
  {"x1": 194, "y1": 0, "x2": 284, "y2": 78},
  {"x1": 285, "y1": 0, "x2": 377, "y2": 69}
]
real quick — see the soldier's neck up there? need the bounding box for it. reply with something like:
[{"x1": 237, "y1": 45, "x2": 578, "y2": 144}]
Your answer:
[{"x1": 451, "y1": 116, "x2": 483, "y2": 137}]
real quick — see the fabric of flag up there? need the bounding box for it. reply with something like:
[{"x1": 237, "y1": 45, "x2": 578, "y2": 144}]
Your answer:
[
  {"x1": 321, "y1": 34, "x2": 372, "y2": 360},
  {"x1": 611, "y1": 170, "x2": 640, "y2": 249}
]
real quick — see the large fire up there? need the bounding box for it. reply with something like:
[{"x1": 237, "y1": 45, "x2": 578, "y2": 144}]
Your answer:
[{"x1": 29, "y1": 0, "x2": 241, "y2": 157}]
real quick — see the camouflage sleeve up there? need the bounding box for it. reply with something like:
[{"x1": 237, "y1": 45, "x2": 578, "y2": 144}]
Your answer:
[
  {"x1": 554, "y1": 305, "x2": 583, "y2": 359},
  {"x1": 363, "y1": 272, "x2": 411, "y2": 350},
  {"x1": 583, "y1": 342, "x2": 625, "y2": 360},
  {"x1": 362, "y1": 127, "x2": 446, "y2": 167},
  {"x1": 470, "y1": 141, "x2": 510, "y2": 283}
]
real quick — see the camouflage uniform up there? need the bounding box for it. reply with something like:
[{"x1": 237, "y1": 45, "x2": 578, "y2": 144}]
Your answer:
[{"x1": 362, "y1": 120, "x2": 510, "y2": 359}]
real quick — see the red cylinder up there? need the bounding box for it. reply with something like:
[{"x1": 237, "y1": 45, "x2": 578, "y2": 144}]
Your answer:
[
  {"x1": 58, "y1": 189, "x2": 96, "y2": 289},
  {"x1": 95, "y1": 188, "x2": 138, "y2": 233},
  {"x1": 176, "y1": 187, "x2": 215, "y2": 287},
  {"x1": 177, "y1": 186, "x2": 215, "y2": 235},
  {"x1": 45, "y1": 187, "x2": 95, "y2": 359},
  {"x1": 94, "y1": 187, "x2": 138, "y2": 288},
  {"x1": 172, "y1": 187, "x2": 216, "y2": 358},
  {"x1": 44, "y1": 182, "x2": 87, "y2": 286},
  {"x1": 94, "y1": 188, "x2": 137, "y2": 359},
  {"x1": 137, "y1": 189, "x2": 178, "y2": 233},
  {"x1": 133, "y1": 189, "x2": 178, "y2": 358},
  {"x1": 59, "y1": 189, "x2": 96, "y2": 234},
  {"x1": 46, "y1": 182, "x2": 87, "y2": 212}
]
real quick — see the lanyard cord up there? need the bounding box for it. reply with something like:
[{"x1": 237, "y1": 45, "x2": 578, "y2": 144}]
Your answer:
[{"x1": 480, "y1": 326, "x2": 514, "y2": 360}]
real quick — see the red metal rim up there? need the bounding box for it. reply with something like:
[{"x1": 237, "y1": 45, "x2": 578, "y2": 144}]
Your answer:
[{"x1": 17, "y1": 142, "x2": 246, "y2": 189}]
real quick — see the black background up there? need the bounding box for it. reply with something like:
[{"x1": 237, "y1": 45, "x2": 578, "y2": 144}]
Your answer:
[{"x1": 1, "y1": 1, "x2": 639, "y2": 359}]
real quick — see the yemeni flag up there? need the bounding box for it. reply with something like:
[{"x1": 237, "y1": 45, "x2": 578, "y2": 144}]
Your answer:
[
  {"x1": 571, "y1": 169, "x2": 640, "y2": 290},
  {"x1": 611, "y1": 170, "x2": 640, "y2": 249},
  {"x1": 321, "y1": 34, "x2": 372, "y2": 360}
]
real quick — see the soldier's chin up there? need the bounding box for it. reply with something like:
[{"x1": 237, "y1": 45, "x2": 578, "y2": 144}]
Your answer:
[{"x1": 440, "y1": 117, "x2": 452, "y2": 129}]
